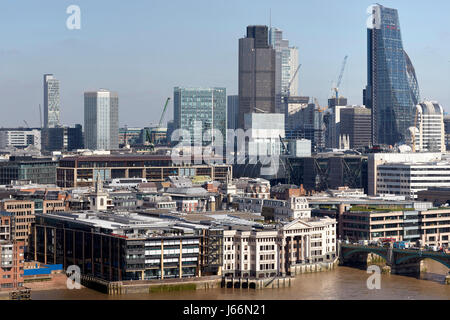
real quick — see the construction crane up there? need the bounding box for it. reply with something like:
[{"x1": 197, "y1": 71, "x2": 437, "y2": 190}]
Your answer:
[
  {"x1": 158, "y1": 97, "x2": 171, "y2": 129},
  {"x1": 145, "y1": 97, "x2": 171, "y2": 146},
  {"x1": 313, "y1": 98, "x2": 327, "y2": 113},
  {"x1": 412, "y1": 107, "x2": 419, "y2": 152},
  {"x1": 332, "y1": 55, "x2": 348, "y2": 100},
  {"x1": 285, "y1": 64, "x2": 302, "y2": 97}
]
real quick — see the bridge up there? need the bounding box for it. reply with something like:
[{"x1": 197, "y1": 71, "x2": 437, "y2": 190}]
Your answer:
[{"x1": 339, "y1": 243, "x2": 450, "y2": 278}]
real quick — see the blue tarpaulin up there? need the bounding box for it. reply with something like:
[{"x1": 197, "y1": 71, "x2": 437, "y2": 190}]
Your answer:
[{"x1": 23, "y1": 264, "x2": 63, "y2": 276}]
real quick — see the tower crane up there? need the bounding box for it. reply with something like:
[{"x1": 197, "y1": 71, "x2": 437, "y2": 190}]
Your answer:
[
  {"x1": 283, "y1": 64, "x2": 302, "y2": 108},
  {"x1": 332, "y1": 55, "x2": 348, "y2": 100},
  {"x1": 145, "y1": 97, "x2": 171, "y2": 146},
  {"x1": 313, "y1": 98, "x2": 327, "y2": 113}
]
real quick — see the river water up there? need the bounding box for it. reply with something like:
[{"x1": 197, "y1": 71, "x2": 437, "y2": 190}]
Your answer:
[{"x1": 32, "y1": 260, "x2": 449, "y2": 300}]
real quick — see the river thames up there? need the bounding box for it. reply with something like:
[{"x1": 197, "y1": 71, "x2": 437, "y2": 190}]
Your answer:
[{"x1": 31, "y1": 260, "x2": 449, "y2": 300}]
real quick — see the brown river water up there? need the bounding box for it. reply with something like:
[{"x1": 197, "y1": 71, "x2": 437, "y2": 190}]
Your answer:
[{"x1": 31, "y1": 260, "x2": 449, "y2": 300}]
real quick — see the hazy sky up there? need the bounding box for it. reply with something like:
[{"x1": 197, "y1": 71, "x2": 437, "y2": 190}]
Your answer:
[{"x1": 1, "y1": 0, "x2": 450, "y2": 128}]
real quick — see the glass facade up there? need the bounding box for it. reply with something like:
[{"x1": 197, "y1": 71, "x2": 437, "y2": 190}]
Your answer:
[
  {"x1": 44, "y1": 74, "x2": 60, "y2": 128},
  {"x1": 84, "y1": 90, "x2": 119, "y2": 150},
  {"x1": 174, "y1": 87, "x2": 227, "y2": 147},
  {"x1": 269, "y1": 27, "x2": 299, "y2": 114},
  {"x1": 365, "y1": 5, "x2": 420, "y2": 146}
]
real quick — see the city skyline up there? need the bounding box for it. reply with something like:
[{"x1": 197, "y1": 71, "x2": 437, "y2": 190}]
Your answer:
[{"x1": 1, "y1": 0, "x2": 450, "y2": 129}]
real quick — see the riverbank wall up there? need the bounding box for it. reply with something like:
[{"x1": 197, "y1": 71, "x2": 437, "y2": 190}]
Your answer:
[
  {"x1": 80, "y1": 275, "x2": 222, "y2": 295},
  {"x1": 289, "y1": 258, "x2": 339, "y2": 275}
]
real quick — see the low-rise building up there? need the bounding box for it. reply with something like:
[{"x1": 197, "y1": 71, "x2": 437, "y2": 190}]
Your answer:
[
  {"x1": 262, "y1": 197, "x2": 311, "y2": 221},
  {"x1": 222, "y1": 216, "x2": 337, "y2": 278},
  {"x1": 31, "y1": 211, "x2": 206, "y2": 281}
]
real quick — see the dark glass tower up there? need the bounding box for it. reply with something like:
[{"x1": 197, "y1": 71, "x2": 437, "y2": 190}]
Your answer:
[
  {"x1": 364, "y1": 5, "x2": 420, "y2": 146},
  {"x1": 238, "y1": 25, "x2": 276, "y2": 129}
]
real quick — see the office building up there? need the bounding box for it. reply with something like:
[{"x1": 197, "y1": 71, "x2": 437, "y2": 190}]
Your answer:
[
  {"x1": 41, "y1": 124, "x2": 84, "y2": 152},
  {"x1": 173, "y1": 87, "x2": 227, "y2": 147},
  {"x1": 337, "y1": 205, "x2": 450, "y2": 247},
  {"x1": 227, "y1": 95, "x2": 239, "y2": 130},
  {"x1": 409, "y1": 101, "x2": 446, "y2": 152},
  {"x1": 269, "y1": 27, "x2": 299, "y2": 114},
  {"x1": 0, "y1": 200, "x2": 35, "y2": 247},
  {"x1": 444, "y1": 115, "x2": 450, "y2": 150},
  {"x1": 290, "y1": 102, "x2": 326, "y2": 152},
  {"x1": 364, "y1": 5, "x2": 420, "y2": 146},
  {"x1": 84, "y1": 90, "x2": 119, "y2": 150},
  {"x1": 56, "y1": 154, "x2": 232, "y2": 188},
  {"x1": 0, "y1": 156, "x2": 57, "y2": 185},
  {"x1": 118, "y1": 127, "x2": 142, "y2": 146},
  {"x1": 244, "y1": 113, "x2": 284, "y2": 157},
  {"x1": 31, "y1": 211, "x2": 203, "y2": 281},
  {"x1": 0, "y1": 129, "x2": 41, "y2": 151},
  {"x1": 238, "y1": 25, "x2": 276, "y2": 129},
  {"x1": 43, "y1": 74, "x2": 60, "y2": 128},
  {"x1": 0, "y1": 213, "x2": 24, "y2": 291},
  {"x1": 377, "y1": 161, "x2": 450, "y2": 199},
  {"x1": 339, "y1": 106, "x2": 372, "y2": 149},
  {"x1": 285, "y1": 96, "x2": 310, "y2": 136},
  {"x1": 223, "y1": 216, "x2": 336, "y2": 278},
  {"x1": 367, "y1": 153, "x2": 442, "y2": 196}
]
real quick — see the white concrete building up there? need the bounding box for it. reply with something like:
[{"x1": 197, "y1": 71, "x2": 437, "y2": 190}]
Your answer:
[
  {"x1": 84, "y1": 89, "x2": 119, "y2": 150},
  {"x1": 409, "y1": 101, "x2": 446, "y2": 152},
  {"x1": 377, "y1": 161, "x2": 450, "y2": 199},
  {"x1": 262, "y1": 197, "x2": 311, "y2": 221},
  {"x1": 0, "y1": 129, "x2": 41, "y2": 151},
  {"x1": 223, "y1": 228, "x2": 278, "y2": 278},
  {"x1": 368, "y1": 152, "x2": 442, "y2": 196},
  {"x1": 222, "y1": 216, "x2": 337, "y2": 278},
  {"x1": 244, "y1": 113, "x2": 285, "y2": 157}
]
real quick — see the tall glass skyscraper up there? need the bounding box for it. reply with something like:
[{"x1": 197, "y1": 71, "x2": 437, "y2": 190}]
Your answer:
[
  {"x1": 364, "y1": 4, "x2": 420, "y2": 146},
  {"x1": 43, "y1": 74, "x2": 60, "y2": 128},
  {"x1": 84, "y1": 90, "x2": 119, "y2": 150},
  {"x1": 174, "y1": 87, "x2": 227, "y2": 147},
  {"x1": 269, "y1": 27, "x2": 299, "y2": 114},
  {"x1": 238, "y1": 25, "x2": 276, "y2": 129}
]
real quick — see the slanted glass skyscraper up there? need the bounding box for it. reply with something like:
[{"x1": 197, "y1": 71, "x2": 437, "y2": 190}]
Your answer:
[
  {"x1": 43, "y1": 74, "x2": 60, "y2": 128},
  {"x1": 364, "y1": 4, "x2": 420, "y2": 146}
]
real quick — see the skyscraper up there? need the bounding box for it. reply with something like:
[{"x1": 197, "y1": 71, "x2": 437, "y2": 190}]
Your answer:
[
  {"x1": 84, "y1": 90, "x2": 119, "y2": 150},
  {"x1": 173, "y1": 87, "x2": 227, "y2": 147},
  {"x1": 410, "y1": 101, "x2": 446, "y2": 153},
  {"x1": 227, "y1": 95, "x2": 239, "y2": 130},
  {"x1": 238, "y1": 25, "x2": 276, "y2": 129},
  {"x1": 43, "y1": 74, "x2": 60, "y2": 128},
  {"x1": 364, "y1": 4, "x2": 420, "y2": 147},
  {"x1": 269, "y1": 27, "x2": 299, "y2": 114}
]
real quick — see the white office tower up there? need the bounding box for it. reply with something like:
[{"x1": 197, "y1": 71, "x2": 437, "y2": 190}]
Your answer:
[
  {"x1": 269, "y1": 27, "x2": 299, "y2": 114},
  {"x1": 43, "y1": 74, "x2": 60, "y2": 128},
  {"x1": 409, "y1": 101, "x2": 446, "y2": 152},
  {"x1": 84, "y1": 90, "x2": 119, "y2": 150}
]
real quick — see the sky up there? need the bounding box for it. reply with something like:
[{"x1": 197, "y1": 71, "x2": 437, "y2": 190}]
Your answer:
[{"x1": 1, "y1": 0, "x2": 450, "y2": 128}]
